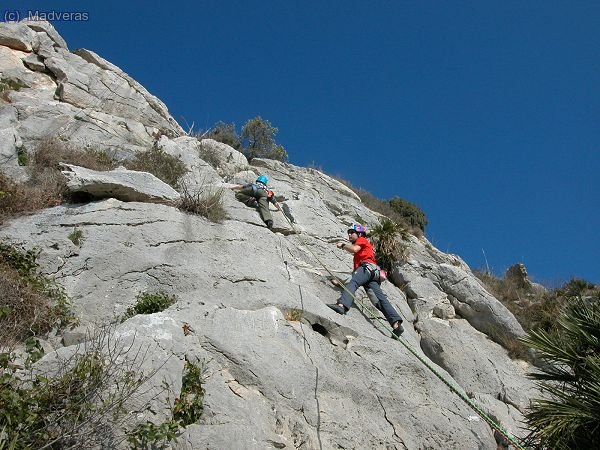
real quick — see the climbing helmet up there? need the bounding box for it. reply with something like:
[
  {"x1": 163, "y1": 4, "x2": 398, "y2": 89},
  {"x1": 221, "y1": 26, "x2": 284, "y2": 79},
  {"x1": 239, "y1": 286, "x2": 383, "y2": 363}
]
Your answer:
[
  {"x1": 256, "y1": 175, "x2": 268, "y2": 185},
  {"x1": 348, "y1": 223, "x2": 367, "y2": 235}
]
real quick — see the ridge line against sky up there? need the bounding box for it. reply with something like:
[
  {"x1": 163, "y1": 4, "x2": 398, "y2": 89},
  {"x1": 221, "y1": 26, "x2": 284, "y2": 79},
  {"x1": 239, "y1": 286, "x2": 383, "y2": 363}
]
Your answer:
[{"x1": 3, "y1": 1, "x2": 599, "y2": 285}]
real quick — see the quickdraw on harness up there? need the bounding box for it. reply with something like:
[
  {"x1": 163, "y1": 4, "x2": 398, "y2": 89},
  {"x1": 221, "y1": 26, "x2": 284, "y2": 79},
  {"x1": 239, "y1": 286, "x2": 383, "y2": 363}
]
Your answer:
[
  {"x1": 251, "y1": 182, "x2": 275, "y2": 202},
  {"x1": 360, "y1": 262, "x2": 388, "y2": 283}
]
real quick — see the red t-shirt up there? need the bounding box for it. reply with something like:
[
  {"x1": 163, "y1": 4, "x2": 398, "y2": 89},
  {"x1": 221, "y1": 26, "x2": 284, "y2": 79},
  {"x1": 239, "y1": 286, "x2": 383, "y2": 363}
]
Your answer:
[{"x1": 353, "y1": 236, "x2": 377, "y2": 270}]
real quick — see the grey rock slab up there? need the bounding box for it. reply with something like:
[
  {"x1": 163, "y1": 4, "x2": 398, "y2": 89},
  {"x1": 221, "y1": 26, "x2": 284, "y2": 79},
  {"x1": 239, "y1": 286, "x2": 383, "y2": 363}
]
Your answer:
[
  {"x1": 427, "y1": 263, "x2": 525, "y2": 341},
  {"x1": 0, "y1": 22, "x2": 37, "y2": 52},
  {"x1": 23, "y1": 19, "x2": 69, "y2": 50},
  {"x1": 60, "y1": 163, "x2": 181, "y2": 202},
  {"x1": 74, "y1": 48, "x2": 182, "y2": 134},
  {"x1": 41, "y1": 49, "x2": 180, "y2": 134},
  {"x1": 23, "y1": 53, "x2": 46, "y2": 71},
  {"x1": 418, "y1": 318, "x2": 536, "y2": 413},
  {"x1": 198, "y1": 138, "x2": 249, "y2": 178},
  {"x1": 156, "y1": 135, "x2": 222, "y2": 190},
  {"x1": 0, "y1": 46, "x2": 51, "y2": 89}
]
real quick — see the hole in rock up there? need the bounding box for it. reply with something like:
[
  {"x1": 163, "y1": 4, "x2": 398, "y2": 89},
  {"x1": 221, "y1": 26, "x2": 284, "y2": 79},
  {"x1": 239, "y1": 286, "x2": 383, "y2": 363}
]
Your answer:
[{"x1": 311, "y1": 323, "x2": 329, "y2": 337}]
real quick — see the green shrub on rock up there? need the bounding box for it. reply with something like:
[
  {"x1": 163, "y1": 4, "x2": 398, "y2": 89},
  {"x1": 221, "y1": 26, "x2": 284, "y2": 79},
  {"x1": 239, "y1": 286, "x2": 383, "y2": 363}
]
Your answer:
[{"x1": 123, "y1": 291, "x2": 176, "y2": 321}]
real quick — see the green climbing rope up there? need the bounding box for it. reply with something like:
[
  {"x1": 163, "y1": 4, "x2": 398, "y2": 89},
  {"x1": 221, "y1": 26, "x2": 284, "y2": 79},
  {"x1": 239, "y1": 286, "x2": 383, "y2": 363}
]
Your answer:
[{"x1": 277, "y1": 208, "x2": 527, "y2": 450}]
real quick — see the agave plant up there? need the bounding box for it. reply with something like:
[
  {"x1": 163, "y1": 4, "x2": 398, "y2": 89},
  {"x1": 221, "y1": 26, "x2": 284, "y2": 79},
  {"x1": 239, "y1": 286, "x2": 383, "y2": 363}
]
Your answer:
[
  {"x1": 369, "y1": 218, "x2": 408, "y2": 270},
  {"x1": 521, "y1": 298, "x2": 600, "y2": 449}
]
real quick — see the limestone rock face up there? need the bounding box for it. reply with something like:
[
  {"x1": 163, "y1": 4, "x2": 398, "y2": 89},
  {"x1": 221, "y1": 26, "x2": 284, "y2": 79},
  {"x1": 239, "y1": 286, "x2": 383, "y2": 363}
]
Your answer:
[
  {"x1": 197, "y1": 138, "x2": 249, "y2": 178},
  {"x1": 0, "y1": 23, "x2": 539, "y2": 449},
  {"x1": 0, "y1": 20, "x2": 183, "y2": 180}
]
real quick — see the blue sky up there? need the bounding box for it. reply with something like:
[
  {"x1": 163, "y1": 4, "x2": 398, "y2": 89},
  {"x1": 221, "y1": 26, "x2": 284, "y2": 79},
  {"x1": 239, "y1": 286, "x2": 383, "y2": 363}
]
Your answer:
[{"x1": 4, "y1": 1, "x2": 599, "y2": 285}]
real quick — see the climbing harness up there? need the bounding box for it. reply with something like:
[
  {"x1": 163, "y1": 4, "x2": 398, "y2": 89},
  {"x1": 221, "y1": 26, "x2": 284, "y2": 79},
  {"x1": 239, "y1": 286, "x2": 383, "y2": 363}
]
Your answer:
[
  {"x1": 251, "y1": 182, "x2": 270, "y2": 197},
  {"x1": 360, "y1": 262, "x2": 387, "y2": 284},
  {"x1": 277, "y1": 210, "x2": 527, "y2": 450}
]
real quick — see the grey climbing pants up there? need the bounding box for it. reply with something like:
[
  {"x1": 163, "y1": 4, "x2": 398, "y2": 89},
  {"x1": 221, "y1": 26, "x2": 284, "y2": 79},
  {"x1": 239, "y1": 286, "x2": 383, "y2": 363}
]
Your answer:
[
  {"x1": 235, "y1": 186, "x2": 272, "y2": 223},
  {"x1": 339, "y1": 265, "x2": 402, "y2": 326}
]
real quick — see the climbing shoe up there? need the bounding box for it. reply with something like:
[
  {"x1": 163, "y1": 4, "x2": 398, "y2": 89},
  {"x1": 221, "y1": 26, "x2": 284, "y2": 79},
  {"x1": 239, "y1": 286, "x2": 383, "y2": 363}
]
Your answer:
[
  {"x1": 392, "y1": 323, "x2": 405, "y2": 337},
  {"x1": 266, "y1": 219, "x2": 273, "y2": 229},
  {"x1": 327, "y1": 304, "x2": 346, "y2": 315},
  {"x1": 246, "y1": 198, "x2": 258, "y2": 207}
]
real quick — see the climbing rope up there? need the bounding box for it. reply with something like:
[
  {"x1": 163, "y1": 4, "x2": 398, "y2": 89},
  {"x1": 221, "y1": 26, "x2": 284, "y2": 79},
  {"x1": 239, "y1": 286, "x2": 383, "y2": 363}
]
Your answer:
[{"x1": 275, "y1": 208, "x2": 527, "y2": 450}]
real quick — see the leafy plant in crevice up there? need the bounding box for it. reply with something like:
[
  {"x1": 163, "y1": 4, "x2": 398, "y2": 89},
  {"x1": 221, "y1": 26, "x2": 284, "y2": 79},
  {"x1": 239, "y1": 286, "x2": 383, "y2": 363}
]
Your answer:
[
  {"x1": 0, "y1": 77, "x2": 28, "y2": 94},
  {"x1": 68, "y1": 228, "x2": 84, "y2": 246},
  {"x1": 122, "y1": 291, "x2": 177, "y2": 321},
  {"x1": 16, "y1": 147, "x2": 28, "y2": 166},
  {"x1": 172, "y1": 359, "x2": 205, "y2": 425},
  {"x1": 521, "y1": 298, "x2": 600, "y2": 449},
  {"x1": 0, "y1": 242, "x2": 75, "y2": 347},
  {"x1": 369, "y1": 217, "x2": 409, "y2": 271}
]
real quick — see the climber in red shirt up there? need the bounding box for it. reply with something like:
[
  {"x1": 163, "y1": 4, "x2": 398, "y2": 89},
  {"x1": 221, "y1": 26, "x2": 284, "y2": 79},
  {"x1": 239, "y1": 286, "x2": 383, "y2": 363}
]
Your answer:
[{"x1": 327, "y1": 223, "x2": 404, "y2": 337}]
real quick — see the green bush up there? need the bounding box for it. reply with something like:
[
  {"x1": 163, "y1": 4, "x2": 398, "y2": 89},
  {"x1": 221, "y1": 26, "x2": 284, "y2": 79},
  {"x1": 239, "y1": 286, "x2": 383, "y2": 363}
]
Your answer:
[
  {"x1": 521, "y1": 298, "x2": 600, "y2": 449},
  {"x1": 123, "y1": 291, "x2": 176, "y2": 320},
  {"x1": 475, "y1": 272, "x2": 599, "y2": 334},
  {"x1": 241, "y1": 116, "x2": 288, "y2": 162},
  {"x1": 198, "y1": 144, "x2": 222, "y2": 169},
  {"x1": 0, "y1": 328, "x2": 163, "y2": 449},
  {"x1": 332, "y1": 176, "x2": 426, "y2": 237},
  {"x1": 388, "y1": 197, "x2": 428, "y2": 232},
  {"x1": 124, "y1": 147, "x2": 188, "y2": 189},
  {"x1": 203, "y1": 121, "x2": 241, "y2": 149}
]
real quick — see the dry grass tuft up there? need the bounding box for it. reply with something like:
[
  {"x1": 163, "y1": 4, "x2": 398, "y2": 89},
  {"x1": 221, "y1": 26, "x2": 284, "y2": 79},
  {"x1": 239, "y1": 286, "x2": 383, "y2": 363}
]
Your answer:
[
  {"x1": 0, "y1": 173, "x2": 63, "y2": 223},
  {"x1": 178, "y1": 182, "x2": 227, "y2": 223},
  {"x1": 0, "y1": 139, "x2": 120, "y2": 223},
  {"x1": 125, "y1": 147, "x2": 188, "y2": 188},
  {"x1": 284, "y1": 309, "x2": 304, "y2": 322},
  {"x1": 0, "y1": 243, "x2": 74, "y2": 348}
]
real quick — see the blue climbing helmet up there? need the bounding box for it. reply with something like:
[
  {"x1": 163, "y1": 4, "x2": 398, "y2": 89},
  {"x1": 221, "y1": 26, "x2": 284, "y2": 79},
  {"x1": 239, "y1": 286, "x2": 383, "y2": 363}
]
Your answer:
[
  {"x1": 348, "y1": 223, "x2": 367, "y2": 236},
  {"x1": 256, "y1": 175, "x2": 268, "y2": 185}
]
